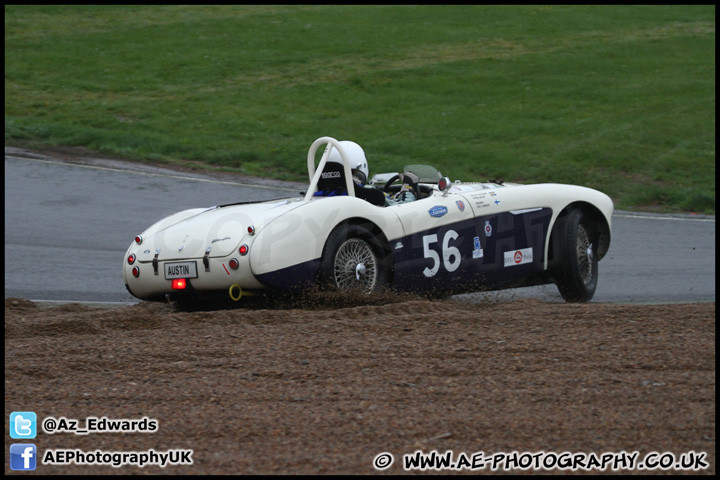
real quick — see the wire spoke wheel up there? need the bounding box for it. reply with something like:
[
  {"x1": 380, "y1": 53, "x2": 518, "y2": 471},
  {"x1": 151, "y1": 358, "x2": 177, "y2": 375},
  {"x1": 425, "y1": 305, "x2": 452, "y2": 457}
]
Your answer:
[
  {"x1": 576, "y1": 224, "x2": 594, "y2": 285},
  {"x1": 553, "y1": 208, "x2": 599, "y2": 303},
  {"x1": 333, "y1": 238, "x2": 378, "y2": 292}
]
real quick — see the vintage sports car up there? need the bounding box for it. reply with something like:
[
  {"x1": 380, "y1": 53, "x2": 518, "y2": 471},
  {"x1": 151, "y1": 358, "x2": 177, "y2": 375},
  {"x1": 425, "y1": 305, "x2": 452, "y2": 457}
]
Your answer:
[{"x1": 123, "y1": 136, "x2": 613, "y2": 304}]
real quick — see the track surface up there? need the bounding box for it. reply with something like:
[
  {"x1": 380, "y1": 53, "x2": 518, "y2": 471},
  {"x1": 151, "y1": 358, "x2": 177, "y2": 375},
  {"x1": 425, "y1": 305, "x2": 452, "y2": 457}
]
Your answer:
[
  {"x1": 4, "y1": 148, "x2": 715, "y2": 475},
  {"x1": 3, "y1": 148, "x2": 716, "y2": 305},
  {"x1": 4, "y1": 297, "x2": 715, "y2": 475}
]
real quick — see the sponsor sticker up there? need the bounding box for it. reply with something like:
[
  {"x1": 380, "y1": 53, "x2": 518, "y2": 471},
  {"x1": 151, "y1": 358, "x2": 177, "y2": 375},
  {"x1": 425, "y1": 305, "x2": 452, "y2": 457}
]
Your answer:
[
  {"x1": 472, "y1": 236, "x2": 483, "y2": 259},
  {"x1": 456, "y1": 200, "x2": 465, "y2": 212},
  {"x1": 429, "y1": 206, "x2": 448, "y2": 218},
  {"x1": 484, "y1": 220, "x2": 492, "y2": 237},
  {"x1": 504, "y1": 247, "x2": 533, "y2": 267}
]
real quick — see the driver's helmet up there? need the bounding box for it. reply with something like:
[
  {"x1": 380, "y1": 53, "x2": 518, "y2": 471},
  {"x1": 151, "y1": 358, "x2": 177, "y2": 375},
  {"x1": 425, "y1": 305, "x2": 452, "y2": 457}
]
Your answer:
[{"x1": 327, "y1": 141, "x2": 369, "y2": 186}]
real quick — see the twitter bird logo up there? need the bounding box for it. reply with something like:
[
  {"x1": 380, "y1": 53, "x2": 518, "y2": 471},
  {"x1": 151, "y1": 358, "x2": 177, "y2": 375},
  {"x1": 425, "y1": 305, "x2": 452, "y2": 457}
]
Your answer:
[{"x1": 10, "y1": 412, "x2": 37, "y2": 439}]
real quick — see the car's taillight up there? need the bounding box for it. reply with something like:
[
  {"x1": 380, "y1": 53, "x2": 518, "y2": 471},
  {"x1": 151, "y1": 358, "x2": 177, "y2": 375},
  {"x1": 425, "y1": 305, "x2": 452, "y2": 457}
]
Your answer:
[
  {"x1": 135, "y1": 235, "x2": 143, "y2": 245},
  {"x1": 247, "y1": 225, "x2": 256, "y2": 235},
  {"x1": 171, "y1": 279, "x2": 187, "y2": 290},
  {"x1": 127, "y1": 254, "x2": 136, "y2": 265},
  {"x1": 132, "y1": 266, "x2": 140, "y2": 278},
  {"x1": 239, "y1": 245, "x2": 249, "y2": 256},
  {"x1": 229, "y1": 258, "x2": 239, "y2": 270}
]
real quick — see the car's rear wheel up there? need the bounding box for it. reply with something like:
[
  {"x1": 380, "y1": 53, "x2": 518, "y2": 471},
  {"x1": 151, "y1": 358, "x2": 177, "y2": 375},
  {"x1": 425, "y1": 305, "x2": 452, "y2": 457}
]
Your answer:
[
  {"x1": 552, "y1": 207, "x2": 598, "y2": 302},
  {"x1": 320, "y1": 223, "x2": 389, "y2": 293}
]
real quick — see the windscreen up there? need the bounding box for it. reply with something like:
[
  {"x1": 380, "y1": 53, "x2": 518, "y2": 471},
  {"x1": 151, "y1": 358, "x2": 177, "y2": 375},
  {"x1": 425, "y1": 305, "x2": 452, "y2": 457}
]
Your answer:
[{"x1": 403, "y1": 164, "x2": 443, "y2": 184}]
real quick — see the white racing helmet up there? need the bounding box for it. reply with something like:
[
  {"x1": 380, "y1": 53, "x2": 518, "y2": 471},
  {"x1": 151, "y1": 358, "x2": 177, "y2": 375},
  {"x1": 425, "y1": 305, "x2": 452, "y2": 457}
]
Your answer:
[{"x1": 327, "y1": 140, "x2": 369, "y2": 186}]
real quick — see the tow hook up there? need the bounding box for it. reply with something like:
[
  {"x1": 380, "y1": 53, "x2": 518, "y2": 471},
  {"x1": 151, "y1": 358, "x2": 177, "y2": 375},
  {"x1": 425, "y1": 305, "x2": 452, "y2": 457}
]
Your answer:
[{"x1": 229, "y1": 284, "x2": 255, "y2": 301}]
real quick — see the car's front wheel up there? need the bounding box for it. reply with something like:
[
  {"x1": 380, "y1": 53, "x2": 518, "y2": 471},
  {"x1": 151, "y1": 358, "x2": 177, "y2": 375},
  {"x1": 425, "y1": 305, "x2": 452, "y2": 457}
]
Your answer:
[
  {"x1": 552, "y1": 207, "x2": 599, "y2": 302},
  {"x1": 320, "y1": 222, "x2": 389, "y2": 293}
]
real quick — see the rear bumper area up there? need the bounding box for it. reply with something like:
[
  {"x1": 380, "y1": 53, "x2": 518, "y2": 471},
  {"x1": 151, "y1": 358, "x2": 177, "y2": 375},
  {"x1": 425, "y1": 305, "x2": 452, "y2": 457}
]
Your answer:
[{"x1": 123, "y1": 256, "x2": 265, "y2": 301}]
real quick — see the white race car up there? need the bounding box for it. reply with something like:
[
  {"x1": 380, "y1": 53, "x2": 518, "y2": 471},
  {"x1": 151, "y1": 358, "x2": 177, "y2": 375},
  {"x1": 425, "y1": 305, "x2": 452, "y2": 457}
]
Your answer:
[{"x1": 123, "y1": 136, "x2": 613, "y2": 304}]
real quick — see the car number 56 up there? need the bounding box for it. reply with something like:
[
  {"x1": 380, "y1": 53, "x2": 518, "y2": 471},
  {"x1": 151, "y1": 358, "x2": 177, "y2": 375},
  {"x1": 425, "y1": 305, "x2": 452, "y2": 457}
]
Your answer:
[{"x1": 422, "y1": 230, "x2": 461, "y2": 277}]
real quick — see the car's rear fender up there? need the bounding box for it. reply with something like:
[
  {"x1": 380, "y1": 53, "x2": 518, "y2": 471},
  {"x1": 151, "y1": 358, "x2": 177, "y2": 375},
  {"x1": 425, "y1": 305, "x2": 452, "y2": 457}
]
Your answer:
[{"x1": 248, "y1": 197, "x2": 403, "y2": 288}]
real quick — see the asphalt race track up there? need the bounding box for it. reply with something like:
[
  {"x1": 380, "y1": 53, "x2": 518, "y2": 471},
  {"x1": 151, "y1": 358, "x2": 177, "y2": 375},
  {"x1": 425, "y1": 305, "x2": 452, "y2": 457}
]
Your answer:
[{"x1": 4, "y1": 148, "x2": 715, "y2": 305}]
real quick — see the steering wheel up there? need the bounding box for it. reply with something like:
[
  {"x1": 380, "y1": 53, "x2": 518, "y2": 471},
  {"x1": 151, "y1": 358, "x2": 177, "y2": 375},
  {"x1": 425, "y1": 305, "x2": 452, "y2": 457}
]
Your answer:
[{"x1": 382, "y1": 173, "x2": 419, "y2": 199}]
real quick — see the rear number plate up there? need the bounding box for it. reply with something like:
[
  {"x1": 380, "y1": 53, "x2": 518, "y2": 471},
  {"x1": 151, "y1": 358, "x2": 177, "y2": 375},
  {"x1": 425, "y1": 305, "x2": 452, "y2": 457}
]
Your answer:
[{"x1": 164, "y1": 261, "x2": 198, "y2": 279}]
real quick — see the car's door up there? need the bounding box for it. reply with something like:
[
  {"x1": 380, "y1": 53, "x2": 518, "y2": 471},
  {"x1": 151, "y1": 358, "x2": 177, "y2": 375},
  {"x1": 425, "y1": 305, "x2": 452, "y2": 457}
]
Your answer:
[
  {"x1": 390, "y1": 186, "x2": 553, "y2": 294},
  {"x1": 389, "y1": 193, "x2": 479, "y2": 292}
]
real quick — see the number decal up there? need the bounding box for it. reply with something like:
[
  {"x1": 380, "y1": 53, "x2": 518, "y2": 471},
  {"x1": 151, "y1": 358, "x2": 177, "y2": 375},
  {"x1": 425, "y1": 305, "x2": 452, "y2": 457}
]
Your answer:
[
  {"x1": 422, "y1": 230, "x2": 461, "y2": 277},
  {"x1": 442, "y1": 230, "x2": 461, "y2": 272},
  {"x1": 422, "y1": 234, "x2": 440, "y2": 277}
]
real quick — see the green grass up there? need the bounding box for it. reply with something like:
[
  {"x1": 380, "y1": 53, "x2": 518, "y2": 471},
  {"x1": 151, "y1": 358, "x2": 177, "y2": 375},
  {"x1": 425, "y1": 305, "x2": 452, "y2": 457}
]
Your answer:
[{"x1": 5, "y1": 5, "x2": 715, "y2": 213}]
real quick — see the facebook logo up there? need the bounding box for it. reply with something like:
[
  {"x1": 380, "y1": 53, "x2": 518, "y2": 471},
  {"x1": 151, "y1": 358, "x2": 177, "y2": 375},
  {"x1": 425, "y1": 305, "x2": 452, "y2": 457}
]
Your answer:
[
  {"x1": 10, "y1": 411, "x2": 37, "y2": 439},
  {"x1": 10, "y1": 444, "x2": 37, "y2": 471}
]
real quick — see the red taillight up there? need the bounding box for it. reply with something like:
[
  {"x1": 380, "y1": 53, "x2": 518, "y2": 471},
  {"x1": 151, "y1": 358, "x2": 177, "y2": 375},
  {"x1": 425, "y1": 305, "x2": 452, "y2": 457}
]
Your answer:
[
  {"x1": 228, "y1": 258, "x2": 239, "y2": 270},
  {"x1": 132, "y1": 266, "x2": 140, "y2": 278},
  {"x1": 247, "y1": 225, "x2": 255, "y2": 235},
  {"x1": 239, "y1": 245, "x2": 249, "y2": 256},
  {"x1": 128, "y1": 254, "x2": 136, "y2": 265},
  {"x1": 135, "y1": 235, "x2": 143, "y2": 245},
  {"x1": 171, "y1": 278, "x2": 187, "y2": 290}
]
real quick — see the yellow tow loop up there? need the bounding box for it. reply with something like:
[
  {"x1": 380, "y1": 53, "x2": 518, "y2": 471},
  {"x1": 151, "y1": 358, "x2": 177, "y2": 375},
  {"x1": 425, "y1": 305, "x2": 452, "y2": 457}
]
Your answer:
[
  {"x1": 229, "y1": 284, "x2": 243, "y2": 301},
  {"x1": 229, "y1": 284, "x2": 255, "y2": 301}
]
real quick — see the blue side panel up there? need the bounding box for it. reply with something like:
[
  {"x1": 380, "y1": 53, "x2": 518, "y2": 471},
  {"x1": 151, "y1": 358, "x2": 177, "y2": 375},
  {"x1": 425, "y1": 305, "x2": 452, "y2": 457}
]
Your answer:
[
  {"x1": 254, "y1": 208, "x2": 552, "y2": 295},
  {"x1": 391, "y1": 218, "x2": 478, "y2": 292},
  {"x1": 391, "y1": 208, "x2": 552, "y2": 294},
  {"x1": 254, "y1": 259, "x2": 322, "y2": 290},
  {"x1": 476, "y1": 208, "x2": 552, "y2": 285}
]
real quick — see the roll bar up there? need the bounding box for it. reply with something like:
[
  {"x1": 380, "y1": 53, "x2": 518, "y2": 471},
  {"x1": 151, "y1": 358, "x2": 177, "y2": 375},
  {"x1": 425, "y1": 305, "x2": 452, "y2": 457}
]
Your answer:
[{"x1": 304, "y1": 136, "x2": 356, "y2": 202}]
